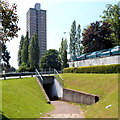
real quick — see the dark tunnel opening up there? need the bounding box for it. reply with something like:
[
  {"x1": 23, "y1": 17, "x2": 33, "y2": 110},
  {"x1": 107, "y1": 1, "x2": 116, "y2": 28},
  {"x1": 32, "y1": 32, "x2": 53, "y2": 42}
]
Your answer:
[
  {"x1": 95, "y1": 96, "x2": 99, "y2": 103},
  {"x1": 43, "y1": 84, "x2": 59, "y2": 101}
]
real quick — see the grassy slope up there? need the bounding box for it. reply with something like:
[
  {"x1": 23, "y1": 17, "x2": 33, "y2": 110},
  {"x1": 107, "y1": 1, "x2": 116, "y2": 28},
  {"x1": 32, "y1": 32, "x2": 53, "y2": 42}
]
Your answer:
[
  {"x1": 61, "y1": 73, "x2": 118, "y2": 118},
  {"x1": 0, "y1": 77, "x2": 54, "y2": 118}
]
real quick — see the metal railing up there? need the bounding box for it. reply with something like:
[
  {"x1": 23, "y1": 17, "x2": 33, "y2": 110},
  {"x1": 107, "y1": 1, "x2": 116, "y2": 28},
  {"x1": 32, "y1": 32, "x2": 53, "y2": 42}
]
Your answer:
[
  {"x1": 54, "y1": 69, "x2": 64, "y2": 87},
  {"x1": 39, "y1": 69, "x2": 62, "y2": 75},
  {"x1": 0, "y1": 72, "x2": 35, "y2": 80},
  {"x1": 35, "y1": 69, "x2": 43, "y2": 85}
]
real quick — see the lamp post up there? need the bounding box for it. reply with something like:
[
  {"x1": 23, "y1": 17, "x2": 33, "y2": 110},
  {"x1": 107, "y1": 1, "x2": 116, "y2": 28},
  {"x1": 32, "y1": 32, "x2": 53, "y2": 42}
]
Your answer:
[{"x1": 63, "y1": 31, "x2": 71, "y2": 60}]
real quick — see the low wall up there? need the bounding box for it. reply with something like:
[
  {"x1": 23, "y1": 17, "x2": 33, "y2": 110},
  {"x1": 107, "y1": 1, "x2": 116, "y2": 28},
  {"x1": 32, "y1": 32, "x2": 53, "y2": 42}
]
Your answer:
[
  {"x1": 63, "y1": 88, "x2": 99, "y2": 105},
  {"x1": 68, "y1": 55, "x2": 120, "y2": 67}
]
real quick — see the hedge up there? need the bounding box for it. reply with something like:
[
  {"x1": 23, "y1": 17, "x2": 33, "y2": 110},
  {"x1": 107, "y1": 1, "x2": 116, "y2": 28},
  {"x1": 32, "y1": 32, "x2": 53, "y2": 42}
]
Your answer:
[{"x1": 63, "y1": 64, "x2": 120, "y2": 73}]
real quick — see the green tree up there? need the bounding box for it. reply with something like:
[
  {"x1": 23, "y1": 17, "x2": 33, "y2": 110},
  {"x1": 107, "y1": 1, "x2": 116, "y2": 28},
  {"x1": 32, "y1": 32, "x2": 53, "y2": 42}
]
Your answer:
[
  {"x1": 59, "y1": 38, "x2": 68, "y2": 69},
  {"x1": 0, "y1": 0, "x2": 20, "y2": 72},
  {"x1": 29, "y1": 33, "x2": 39, "y2": 71},
  {"x1": 62, "y1": 50, "x2": 68, "y2": 69},
  {"x1": 101, "y1": 3, "x2": 120, "y2": 46},
  {"x1": 69, "y1": 21, "x2": 81, "y2": 60},
  {"x1": 82, "y1": 21, "x2": 113, "y2": 53},
  {"x1": 69, "y1": 20, "x2": 76, "y2": 59},
  {"x1": 16, "y1": 62, "x2": 30, "y2": 72},
  {"x1": 2, "y1": 44, "x2": 11, "y2": 72},
  {"x1": 76, "y1": 24, "x2": 81, "y2": 56},
  {"x1": 21, "y1": 32, "x2": 30, "y2": 65},
  {"x1": 40, "y1": 49, "x2": 61, "y2": 71},
  {"x1": 1, "y1": 0, "x2": 20, "y2": 43},
  {"x1": 18, "y1": 35, "x2": 24, "y2": 66}
]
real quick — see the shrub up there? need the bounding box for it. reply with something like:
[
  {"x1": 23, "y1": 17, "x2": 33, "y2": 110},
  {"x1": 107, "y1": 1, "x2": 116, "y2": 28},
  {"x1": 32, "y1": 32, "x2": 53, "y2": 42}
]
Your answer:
[
  {"x1": 16, "y1": 62, "x2": 31, "y2": 72},
  {"x1": 63, "y1": 64, "x2": 120, "y2": 73}
]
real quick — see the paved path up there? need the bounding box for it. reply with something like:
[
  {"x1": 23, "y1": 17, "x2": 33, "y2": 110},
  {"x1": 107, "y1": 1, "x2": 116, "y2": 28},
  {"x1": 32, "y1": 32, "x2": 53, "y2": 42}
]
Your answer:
[{"x1": 42, "y1": 100, "x2": 84, "y2": 118}]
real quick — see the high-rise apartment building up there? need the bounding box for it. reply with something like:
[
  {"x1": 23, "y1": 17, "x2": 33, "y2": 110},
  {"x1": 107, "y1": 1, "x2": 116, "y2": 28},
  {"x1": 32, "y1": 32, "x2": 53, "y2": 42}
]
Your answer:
[{"x1": 26, "y1": 3, "x2": 47, "y2": 59}]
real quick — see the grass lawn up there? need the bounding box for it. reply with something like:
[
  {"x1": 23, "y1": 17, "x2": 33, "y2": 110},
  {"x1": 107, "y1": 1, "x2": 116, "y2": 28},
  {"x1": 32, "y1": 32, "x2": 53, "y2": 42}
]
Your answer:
[
  {"x1": 61, "y1": 73, "x2": 118, "y2": 118},
  {"x1": 0, "y1": 77, "x2": 54, "y2": 118}
]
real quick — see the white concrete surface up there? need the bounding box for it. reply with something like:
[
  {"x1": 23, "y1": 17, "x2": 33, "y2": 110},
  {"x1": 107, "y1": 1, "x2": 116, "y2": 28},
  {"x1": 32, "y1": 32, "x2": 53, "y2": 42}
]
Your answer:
[
  {"x1": 68, "y1": 55, "x2": 120, "y2": 67},
  {"x1": 51, "y1": 77, "x2": 63, "y2": 99}
]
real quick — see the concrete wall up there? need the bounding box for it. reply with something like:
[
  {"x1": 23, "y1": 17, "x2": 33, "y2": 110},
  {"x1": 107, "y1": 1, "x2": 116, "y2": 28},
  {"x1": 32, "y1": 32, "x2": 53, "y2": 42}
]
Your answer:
[
  {"x1": 63, "y1": 88, "x2": 99, "y2": 105},
  {"x1": 42, "y1": 76, "x2": 54, "y2": 84},
  {"x1": 68, "y1": 55, "x2": 120, "y2": 67},
  {"x1": 51, "y1": 77, "x2": 63, "y2": 99},
  {"x1": 37, "y1": 75, "x2": 99, "y2": 105}
]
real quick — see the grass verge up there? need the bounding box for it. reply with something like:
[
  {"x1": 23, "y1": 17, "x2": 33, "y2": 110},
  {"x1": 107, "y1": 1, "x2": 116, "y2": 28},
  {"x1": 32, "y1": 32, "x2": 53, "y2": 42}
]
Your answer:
[
  {"x1": 61, "y1": 73, "x2": 118, "y2": 118},
  {"x1": 0, "y1": 77, "x2": 54, "y2": 118}
]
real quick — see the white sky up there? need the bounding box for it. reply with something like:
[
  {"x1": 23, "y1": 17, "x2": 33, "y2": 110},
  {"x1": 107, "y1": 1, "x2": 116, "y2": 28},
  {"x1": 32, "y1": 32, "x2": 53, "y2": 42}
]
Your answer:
[{"x1": 6, "y1": 0, "x2": 119, "y2": 69}]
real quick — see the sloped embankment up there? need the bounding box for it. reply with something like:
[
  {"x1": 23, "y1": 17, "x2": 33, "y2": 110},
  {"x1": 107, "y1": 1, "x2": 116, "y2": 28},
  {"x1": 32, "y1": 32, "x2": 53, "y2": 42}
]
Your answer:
[
  {"x1": 1, "y1": 77, "x2": 54, "y2": 118},
  {"x1": 61, "y1": 73, "x2": 118, "y2": 118}
]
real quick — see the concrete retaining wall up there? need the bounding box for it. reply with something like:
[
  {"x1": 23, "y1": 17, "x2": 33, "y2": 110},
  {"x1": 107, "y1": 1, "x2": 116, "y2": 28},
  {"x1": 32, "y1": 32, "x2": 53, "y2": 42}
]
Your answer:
[
  {"x1": 42, "y1": 76, "x2": 54, "y2": 84},
  {"x1": 68, "y1": 55, "x2": 120, "y2": 67},
  {"x1": 51, "y1": 77, "x2": 63, "y2": 99},
  {"x1": 36, "y1": 76, "x2": 99, "y2": 105},
  {"x1": 63, "y1": 88, "x2": 99, "y2": 105}
]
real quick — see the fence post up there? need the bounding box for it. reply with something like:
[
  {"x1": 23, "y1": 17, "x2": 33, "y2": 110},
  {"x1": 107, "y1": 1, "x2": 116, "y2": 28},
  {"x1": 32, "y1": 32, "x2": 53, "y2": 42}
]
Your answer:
[
  {"x1": 31, "y1": 73, "x2": 33, "y2": 77},
  {"x1": 4, "y1": 75, "x2": 6, "y2": 80},
  {"x1": 3, "y1": 71, "x2": 6, "y2": 80},
  {"x1": 19, "y1": 73, "x2": 21, "y2": 78}
]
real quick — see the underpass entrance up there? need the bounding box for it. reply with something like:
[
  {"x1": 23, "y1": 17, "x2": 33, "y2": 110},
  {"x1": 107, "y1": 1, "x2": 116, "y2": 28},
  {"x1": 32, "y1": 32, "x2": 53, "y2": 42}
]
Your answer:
[{"x1": 43, "y1": 84, "x2": 59, "y2": 100}]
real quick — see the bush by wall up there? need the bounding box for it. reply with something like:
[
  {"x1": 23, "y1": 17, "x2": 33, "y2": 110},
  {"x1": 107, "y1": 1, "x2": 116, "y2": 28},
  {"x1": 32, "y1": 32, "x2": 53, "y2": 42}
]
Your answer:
[{"x1": 63, "y1": 64, "x2": 120, "y2": 73}]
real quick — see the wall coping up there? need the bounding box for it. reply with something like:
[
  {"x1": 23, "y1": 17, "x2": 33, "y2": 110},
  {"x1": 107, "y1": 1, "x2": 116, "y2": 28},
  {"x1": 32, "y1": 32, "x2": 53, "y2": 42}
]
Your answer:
[{"x1": 64, "y1": 88, "x2": 99, "y2": 97}]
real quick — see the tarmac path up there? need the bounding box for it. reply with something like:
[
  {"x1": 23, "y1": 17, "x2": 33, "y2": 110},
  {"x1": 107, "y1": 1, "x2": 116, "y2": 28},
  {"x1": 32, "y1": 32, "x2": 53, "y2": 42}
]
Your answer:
[{"x1": 42, "y1": 100, "x2": 84, "y2": 118}]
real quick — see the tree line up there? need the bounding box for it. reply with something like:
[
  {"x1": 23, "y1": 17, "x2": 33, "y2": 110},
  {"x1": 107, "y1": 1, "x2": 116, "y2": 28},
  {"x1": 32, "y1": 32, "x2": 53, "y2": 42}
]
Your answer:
[
  {"x1": 18, "y1": 32, "x2": 68, "y2": 71},
  {"x1": 69, "y1": 2, "x2": 120, "y2": 60},
  {"x1": 18, "y1": 33, "x2": 62, "y2": 72},
  {"x1": 1, "y1": 0, "x2": 119, "y2": 72},
  {"x1": 59, "y1": 2, "x2": 120, "y2": 68},
  {"x1": 17, "y1": 32, "x2": 39, "y2": 72},
  {"x1": 18, "y1": 2, "x2": 119, "y2": 72}
]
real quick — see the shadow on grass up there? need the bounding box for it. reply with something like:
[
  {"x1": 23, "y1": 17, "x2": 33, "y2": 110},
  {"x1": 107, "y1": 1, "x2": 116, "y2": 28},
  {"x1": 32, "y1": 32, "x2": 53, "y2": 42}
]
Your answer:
[{"x1": 0, "y1": 113, "x2": 10, "y2": 120}]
